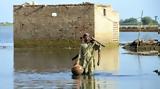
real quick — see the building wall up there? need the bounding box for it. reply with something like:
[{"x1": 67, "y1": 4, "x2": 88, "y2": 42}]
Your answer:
[
  {"x1": 14, "y1": 4, "x2": 95, "y2": 41},
  {"x1": 14, "y1": 3, "x2": 119, "y2": 47},
  {"x1": 94, "y1": 4, "x2": 119, "y2": 44}
]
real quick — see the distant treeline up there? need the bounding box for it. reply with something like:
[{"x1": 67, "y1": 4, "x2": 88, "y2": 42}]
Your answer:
[
  {"x1": 120, "y1": 16, "x2": 159, "y2": 25},
  {"x1": 0, "y1": 22, "x2": 13, "y2": 26}
]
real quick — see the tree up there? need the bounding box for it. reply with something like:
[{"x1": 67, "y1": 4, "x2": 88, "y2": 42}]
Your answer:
[
  {"x1": 119, "y1": 19, "x2": 124, "y2": 25},
  {"x1": 120, "y1": 16, "x2": 159, "y2": 25},
  {"x1": 141, "y1": 16, "x2": 152, "y2": 25},
  {"x1": 152, "y1": 20, "x2": 158, "y2": 25},
  {"x1": 141, "y1": 16, "x2": 158, "y2": 25},
  {"x1": 120, "y1": 18, "x2": 139, "y2": 25}
]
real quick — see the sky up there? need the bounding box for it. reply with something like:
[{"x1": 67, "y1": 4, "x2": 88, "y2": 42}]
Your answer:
[{"x1": 0, "y1": 0, "x2": 160, "y2": 22}]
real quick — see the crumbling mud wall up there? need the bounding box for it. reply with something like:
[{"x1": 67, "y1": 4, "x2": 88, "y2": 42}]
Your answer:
[
  {"x1": 14, "y1": 3, "x2": 94, "y2": 48},
  {"x1": 14, "y1": 3, "x2": 119, "y2": 48}
]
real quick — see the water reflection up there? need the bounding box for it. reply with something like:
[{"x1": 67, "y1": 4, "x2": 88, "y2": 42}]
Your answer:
[
  {"x1": 0, "y1": 47, "x2": 13, "y2": 89},
  {"x1": 72, "y1": 74, "x2": 119, "y2": 89},
  {"x1": 72, "y1": 75, "x2": 97, "y2": 89},
  {"x1": 14, "y1": 47, "x2": 160, "y2": 89},
  {"x1": 14, "y1": 47, "x2": 119, "y2": 89},
  {"x1": 95, "y1": 47, "x2": 119, "y2": 73},
  {"x1": 14, "y1": 48, "x2": 77, "y2": 72},
  {"x1": 14, "y1": 47, "x2": 119, "y2": 73}
]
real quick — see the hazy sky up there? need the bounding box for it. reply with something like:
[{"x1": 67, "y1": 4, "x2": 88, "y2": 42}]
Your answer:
[{"x1": 0, "y1": 0, "x2": 160, "y2": 22}]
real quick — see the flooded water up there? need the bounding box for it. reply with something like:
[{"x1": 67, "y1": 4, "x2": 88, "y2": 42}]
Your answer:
[
  {"x1": 0, "y1": 26, "x2": 13, "y2": 89},
  {"x1": 0, "y1": 26, "x2": 13, "y2": 43},
  {"x1": 1, "y1": 26, "x2": 160, "y2": 89},
  {"x1": 120, "y1": 32, "x2": 160, "y2": 43}
]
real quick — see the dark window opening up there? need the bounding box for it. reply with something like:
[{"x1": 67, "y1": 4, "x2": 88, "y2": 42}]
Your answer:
[{"x1": 103, "y1": 9, "x2": 106, "y2": 16}]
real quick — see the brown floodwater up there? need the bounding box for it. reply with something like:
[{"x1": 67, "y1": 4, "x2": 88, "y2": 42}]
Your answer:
[
  {"x1": 1, "y1": 26, "x2": 160, "y2": 89},
  {"x1": 14, "y1": 47, "x2": 119, "y2": 73},
  {"x1": 13, "y1": 47, "x2": 160, "y2": 89}
]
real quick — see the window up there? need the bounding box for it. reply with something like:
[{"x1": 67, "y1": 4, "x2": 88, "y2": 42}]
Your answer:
[
  {"x1": 52, "y1": 13, "x2": 57, "y2": 17},
  {"x1": 103, "y1": 9, "x2": 106, "y2": 16}
]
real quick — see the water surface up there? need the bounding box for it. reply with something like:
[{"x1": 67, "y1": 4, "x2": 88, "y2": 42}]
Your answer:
[
  {"x1": 1, "y1": 26, "x2": 160, "y2": 89},
  {"x1": 14, "y1": 47, "x2": 160, "y2": 89}
]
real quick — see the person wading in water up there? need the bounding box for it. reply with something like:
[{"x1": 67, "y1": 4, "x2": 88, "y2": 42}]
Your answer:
[{"x1": 72, "y1": 33, "x2": 104, "y2": 75}]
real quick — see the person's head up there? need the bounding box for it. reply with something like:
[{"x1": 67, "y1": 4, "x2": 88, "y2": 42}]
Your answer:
[{"x1": 83, "y1": 33, "x2": 90, "y2": 43}]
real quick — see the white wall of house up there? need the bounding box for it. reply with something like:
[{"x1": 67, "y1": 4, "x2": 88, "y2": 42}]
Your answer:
[{"x1": 94, "y1": 4, "x2": 119, "y2": 44}]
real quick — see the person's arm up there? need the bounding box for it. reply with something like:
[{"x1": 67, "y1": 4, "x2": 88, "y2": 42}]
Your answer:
[
  {"x1": 73, "y1": 45, "x2": 82, "y2": 66},
  {"x1": 72, "y1": 37, "x2": 84, "y2": 61},
  {"x1": 72, "y1": 54, "x2": 78, "y2": 60},
  {"x1": 72, "y1": 54, "x2": 80, "y2": 66}
]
